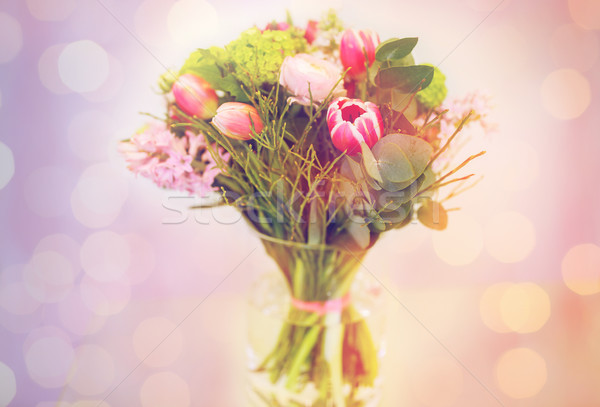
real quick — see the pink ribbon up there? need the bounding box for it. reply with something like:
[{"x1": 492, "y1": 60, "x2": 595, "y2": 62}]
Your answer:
[{"x1": 290, "y1": 293, "x2": 351, "y2": 316}]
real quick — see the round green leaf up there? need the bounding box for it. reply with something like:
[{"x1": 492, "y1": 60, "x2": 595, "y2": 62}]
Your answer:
[{"x1": 375, "y1": 37, "x2": 418, "y2": 62}]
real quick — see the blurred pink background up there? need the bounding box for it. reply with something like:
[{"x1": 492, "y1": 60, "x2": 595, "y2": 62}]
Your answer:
[{"x1": 1, "y1": 0, "x2": 599, "y2": 406}]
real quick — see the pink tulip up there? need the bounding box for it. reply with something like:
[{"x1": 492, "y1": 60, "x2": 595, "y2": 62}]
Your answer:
[
  {"x1": 279, "y1": 54, "x2": 346, "y2": 106},
  {"x1": 339, "y1": 29, "x2": 380, "y2": 79},
  {"x1": 327, "y1": 97, "x2": 384, "y2": 156},
  {"x1": 212, "y1": 102, "x2": 264, "y2": 140},
  {"x1": 304, "y1": 20, "x2": 319, "y2": 44},
  {"x1": 172, "y1": 73, "x2": 218, "y2": 120}
]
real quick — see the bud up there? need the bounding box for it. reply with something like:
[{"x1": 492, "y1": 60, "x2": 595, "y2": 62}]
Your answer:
[
  {"x1": 212, "y1": 102, "x2": 264, "y2": 140},
  {"x1": 327, "y1": 97, "x2": 383, "y2": 155},
  {"x1": 339, "y1": 29, "x2": 380, "y2": 79},
  {"x1": 172, "y1": 73, "x2": 218, "y2": 120},
  {"x1": 304, "y1": 20, "x2": 319, "y2": 44}
]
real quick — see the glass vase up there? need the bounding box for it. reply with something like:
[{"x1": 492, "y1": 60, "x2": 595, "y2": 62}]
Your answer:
[{"x1": 247, "y1": 234, "x2": 386, "y2": 407}]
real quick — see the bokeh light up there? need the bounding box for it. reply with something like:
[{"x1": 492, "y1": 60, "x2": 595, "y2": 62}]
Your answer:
[
  {"x1": 140, "y1": 371, "x2": 191, "y2": 407},
  {"x1": 541, "y1": 68, "x2": 591, "y2": 120},
  {"x1": 561, "y1": 243, "x2": 600, "y2": 295},
  {"x1": 24, "y1": 166, "x2": 74, "y2": 218},
  {"x1": 68, "y1": 110, "x2": 116, "y2": 162},
  {"x1": 432, "y1": 212, "x2": 484, "y2": 266},
  {"x1": 57, "y1": 291, "x2": 107, "y2": 336},
  {"x1": 26, "y1": 0, "x2": 78, "y2": 21},
  {"x1": 80, "y1": 55, "x2": 125, "y2": 103},
  {"x1": 485, "y1": 211, "x2": 536, "y2": 263},
  {"x1": 133, "y1": 317, "x2": 184, "y2": 367},
  {"x1": 58, "y1": 40, "x2": 110, "y2": 93},
  {"x1": 34, "y1": 234, "x2": 81, "y2": 268},
  {"x1": 167, "y1": 0, "x2": 219, "y2": 49},
  {"x1": 81, "y1": 231, "x2": 131, "y2": 283},
  {"x1": 480, "y1": 282, "x2": 513, "y2": 333},
  {"x1": 0, "y1": 141, "x2": 15, "y2": 190},
  {"x1": 24, "y1": 334, "x2": 75, "y2": 388},
  {"x1": 568, "y1": 0, "x2": 600, "y2": 30},
  {"x1": 80, "y1": 275, "x2": 131, "y2": 316},
  {"x1": 123, "y1": 234, "x2": 155, "y2": 285},
  {"x1": 72, "y1": 401, "x2": 111, "y2": 407},
  {"x1": 500, "y1": 283, "x2": 551, "y2": 333},
  {"x1": 410, "y1": 358, "x2": 464, "y2": 407},
  {"x1": 70, "y1": 163, "x2": 129, "y2": 228},
  {"x1": 0, "y1": 12, "x2": 23, "y2": 64},
  {"x1": 38, "y1": 44, "x2": 72, "y2": 95},
  {"x1": 68, "y1": 344, "x2": 115, "y2": 396},
  {"x1": 23, "y1": 250, "x2": 77, "y2": 303},
  {"x1": 0, "y1": 281, "x2": 41, "y2": 315},
  {"x1": 490, "y1": 138, "x2": 540, "y2": 192},
  {"x1": 481, "y1": 283, "x2": 552, "y2": 333},
  {"x1": 0, "y1": 361, "x2": 17, "y2": 406},
  {"x1": 134, "y1": 0, "x2": 174, "y2": 46},
  {"x1": 496, "y1": 347, "x2": 547, "y2": 399},
  {"x1": 550, "y1": 24, "x2": 599, "y2": 72}
]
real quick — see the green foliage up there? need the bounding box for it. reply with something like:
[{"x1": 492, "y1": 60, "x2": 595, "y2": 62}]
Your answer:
[
  {"x1": 180, "y1": 47, "x2": 248, "y2": 101},
  {"x1": 319, "y1": 8, "x2": 345, "y2": 31},
  {"x1": 225, "y1": 27, "x2": 307, "y2": 87},
  {"x1": 375, "y1": 37, "x2": 418, "y2": 62},
  {"x1": 372, "y1": 134, "x2": 433, "y2": 182},
  {"x1": 375, "y1": 64, "x2": 434, "y2": 91},
  {"x1": 416, "y1": 64, "x2": 447, "y2": 108},
  {"x1": 339, "y1": 134, "x2": 435, "y2": 232}
]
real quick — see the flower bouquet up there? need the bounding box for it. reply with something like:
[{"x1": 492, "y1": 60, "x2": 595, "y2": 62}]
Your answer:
[{"x1": 120, "y1": 10, "x2": 491, "y2": 407}]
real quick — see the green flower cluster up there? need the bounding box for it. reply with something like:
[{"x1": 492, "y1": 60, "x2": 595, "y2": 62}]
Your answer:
[
  {"x1": 416, "y1": 65, "x2": 447, "y2": 109},
  {"x1": 319, "y1": 9, "x2": 344, "y2": 32},
  {"x1": 226, "y1": 27, "x2": 307, "y2": 86}
]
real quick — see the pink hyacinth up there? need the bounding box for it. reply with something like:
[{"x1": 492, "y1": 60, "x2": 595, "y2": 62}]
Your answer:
[{"x1": 119, "y1": 121, "x2": 229, "y2": 196}]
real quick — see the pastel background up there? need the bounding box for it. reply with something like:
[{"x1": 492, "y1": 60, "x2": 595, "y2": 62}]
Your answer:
[{"x1": 1, "y1": 0, "x2": 599, "y2": 406}]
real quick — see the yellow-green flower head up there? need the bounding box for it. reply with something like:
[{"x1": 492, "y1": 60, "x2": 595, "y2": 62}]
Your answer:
[
  {"x1": 416, "y1": 64, "x2": 447, "y2": 109},
  {"x1": 226, "y1": 27, "x2": 308, "y2": 86}
]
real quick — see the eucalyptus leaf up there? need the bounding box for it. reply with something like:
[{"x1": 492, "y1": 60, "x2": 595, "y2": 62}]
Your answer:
[
  {"x1": 363, "y1": 172, "x2": 383, "y2": 191},
  {"x1": 419, "y1": 167, "x2": 436, "y2": 197},
  {"x1": 376, "y1": 172, "x2": 424, "y2": 210},
  {"x1": 379, "y1": 202, "x2": 412, "y2": 228},
  {"x1": 378, "y1": 176, "x2": 415, "y2": 192},
  {"x1": 359, "y1": 143, "x2": 383, "y2": 183},
  {"x1": 391, "y1": 89, "x2": 418, "y2": 120},
  {"x1": 393, "y1": 204, "x2": 414, "y2": 229},
  {"x1": 341, "y1": 156, "x2": 363, "y2": 181},
  {"x1": 375, "y1": 38, "x2": 418, "y2": 62},
  {"x1": 417, "y1": 200, "x2": 448, "y2": 230},
  {"x1": 372, "y1": 134, "x2": 433, "y2": 182},
  {"x1": 374, "y1": 143, "x2": 415, "y2": 183},
  {"x1": 375, "y1": 65, "x2": 435, "y2": 92}
]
